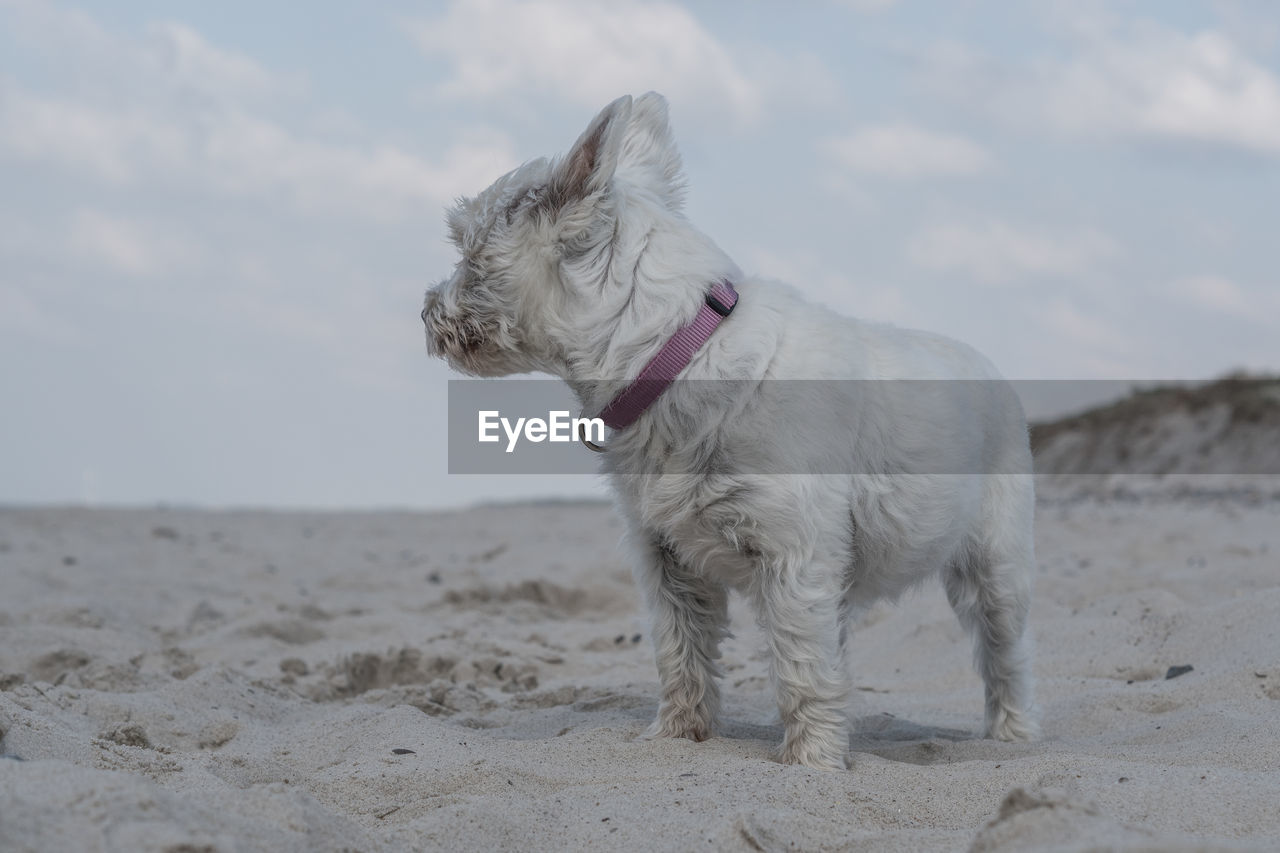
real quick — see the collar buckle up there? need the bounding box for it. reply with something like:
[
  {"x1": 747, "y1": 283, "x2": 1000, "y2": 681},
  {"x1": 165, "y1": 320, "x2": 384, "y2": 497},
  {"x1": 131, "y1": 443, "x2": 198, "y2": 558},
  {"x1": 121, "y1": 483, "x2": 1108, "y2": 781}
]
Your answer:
[{"x1": 705, "y1": 289, "x2": 736, "y2": 318}]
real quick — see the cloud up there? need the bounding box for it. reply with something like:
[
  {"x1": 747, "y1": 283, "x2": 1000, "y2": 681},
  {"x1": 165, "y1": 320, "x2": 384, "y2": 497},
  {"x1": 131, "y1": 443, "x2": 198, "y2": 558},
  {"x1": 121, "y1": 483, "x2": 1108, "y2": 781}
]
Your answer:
[
  {"x1": 0, "y1": 83, "x2": 186, "y2": 183},
  {"x1": 0, "y1": 83, "x2": 514, "y2": 217},
  {"x1": 920, "y1": 19, "x2": 1280, "y2": 157},
  {"x1": 0, "y1": 0, "x2": 118, "y2": 62},
  {"x1": 744, "y1": 247, "x2": 911, "y2": 323},
  {"x1": 1035, "y1": 297, "x2": 1137, "y2": 378},
  {"x1": 1, "y1": 0, "x2": 301, "y2": 103},
  {"x1": 0, "y1": 2, "x2": 516, "y2": 219},
  {"x1": 1048, "y1": 26, "x2": 1280, "y2": 155},
  {"x1": 907, "y1": 220, "x2": 1119, "y2": 284},
  {"x1": 196, "y1": 111, "x2": 516, "y2": 217},
  {"x1": 820, "y1": 124, "x2": 991, "y2": 178},
  {"x1": 1172, "y1": 274, "x2": 1275, "y2": 323},
  {"x1": 836, "y1": 0, "x2": 901, "y2": 11},
  {"x1": 64, "y1": 208, "x2": 213, "y2": 278},
  {"x1": 1210, "y1": 0, "x2": 1280, "y2": 57},
  {"x1": 403, "y1": 0, "x2": 834, "y2": 125},
  {"x1": 0, "y1": 283, "x2": 79, "y2": 344},
  {"x1": 143, "y1": 21, "x2": 305, "y2": 102},
  {"x1": 68, "y1": 210, "x2": 185, "y2": 276}
]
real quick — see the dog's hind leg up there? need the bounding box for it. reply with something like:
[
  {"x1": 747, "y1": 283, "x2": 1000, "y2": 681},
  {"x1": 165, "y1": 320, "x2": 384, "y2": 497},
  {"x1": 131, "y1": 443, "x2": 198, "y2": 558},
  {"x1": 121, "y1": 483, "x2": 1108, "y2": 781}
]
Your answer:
[
  {"x1": 634, "y1": 537, "x2": 729, "y2": 742},
  {"x1": 944, "y1": 476, "x2": 1039, "y2": 742},
  {"x1": 755, "y1": 555, "x2": 851, "y2": 770}
]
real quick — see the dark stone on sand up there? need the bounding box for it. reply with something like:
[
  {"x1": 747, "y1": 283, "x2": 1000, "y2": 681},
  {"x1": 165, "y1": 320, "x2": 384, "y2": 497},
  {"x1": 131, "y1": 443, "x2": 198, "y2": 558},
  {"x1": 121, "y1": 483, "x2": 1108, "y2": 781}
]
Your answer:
[
  {"x1": 279, "y1": 657, "x2": 309, "y2": 677},
  {"x1": 1165, "y1": 664, "x2": 1194, "y2": 680}
]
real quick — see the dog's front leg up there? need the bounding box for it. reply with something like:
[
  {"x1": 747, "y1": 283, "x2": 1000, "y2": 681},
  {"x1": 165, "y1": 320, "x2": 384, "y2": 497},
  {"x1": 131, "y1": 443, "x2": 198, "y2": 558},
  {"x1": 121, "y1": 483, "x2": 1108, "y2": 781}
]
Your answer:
[
  {"x1": 633, "y1": 538, "x2": 728, "y2": 742},
  {"x1": 756, "y1": 559, "x2": 850, "y2": 770}
]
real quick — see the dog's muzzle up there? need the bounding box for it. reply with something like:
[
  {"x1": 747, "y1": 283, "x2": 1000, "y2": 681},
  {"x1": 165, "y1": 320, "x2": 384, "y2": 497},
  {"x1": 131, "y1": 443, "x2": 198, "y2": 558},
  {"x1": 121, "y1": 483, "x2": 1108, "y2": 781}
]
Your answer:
[{"x1": 420, "y1": 291, "x2": 437, "y2": 326}]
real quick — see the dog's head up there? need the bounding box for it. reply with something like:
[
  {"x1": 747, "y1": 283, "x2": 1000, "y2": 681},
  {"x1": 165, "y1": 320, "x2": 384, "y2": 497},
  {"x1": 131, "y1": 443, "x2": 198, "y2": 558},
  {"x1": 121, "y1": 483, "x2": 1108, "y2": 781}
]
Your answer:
[{"x1": 422, "y1": 93, "x2": 687, "y2": 377}]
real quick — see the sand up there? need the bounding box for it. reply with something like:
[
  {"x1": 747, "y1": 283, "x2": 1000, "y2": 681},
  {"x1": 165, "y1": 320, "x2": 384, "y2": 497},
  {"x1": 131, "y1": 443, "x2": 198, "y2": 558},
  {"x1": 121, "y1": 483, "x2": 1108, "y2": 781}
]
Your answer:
[{"x1": 2, "y1": 487, "x2": 1279, "y2": 851}]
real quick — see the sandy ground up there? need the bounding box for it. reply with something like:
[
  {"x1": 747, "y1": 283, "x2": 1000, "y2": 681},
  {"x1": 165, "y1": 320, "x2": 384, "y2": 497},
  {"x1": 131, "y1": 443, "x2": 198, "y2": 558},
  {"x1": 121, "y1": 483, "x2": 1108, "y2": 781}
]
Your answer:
[{"x1": 2, "y1": 487, "x2": 1278, "y2": 851}]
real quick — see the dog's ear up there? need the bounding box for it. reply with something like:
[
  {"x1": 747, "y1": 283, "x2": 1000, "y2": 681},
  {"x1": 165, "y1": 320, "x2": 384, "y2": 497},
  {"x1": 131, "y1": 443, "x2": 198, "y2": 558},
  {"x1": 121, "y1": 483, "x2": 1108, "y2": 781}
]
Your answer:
[
  {"x1": 618, "y1": 92, "x2": 685, "y2": 210},
  {"x1": 550, "y1": 95, "x2": 633, "y2": 208},
  {"x1": 445, "y1": 200, "x2": 472, "y2": 249}
]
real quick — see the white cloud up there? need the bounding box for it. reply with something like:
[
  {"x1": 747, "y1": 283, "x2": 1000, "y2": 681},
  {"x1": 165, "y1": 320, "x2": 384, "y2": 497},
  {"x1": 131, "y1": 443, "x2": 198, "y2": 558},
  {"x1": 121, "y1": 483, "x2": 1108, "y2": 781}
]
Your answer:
[
  {"x1": 1211, "y1": 0, "x2": 1280, "y2": 57},
  {"x1": 837, "y1": 0, "x2": 901, "y2": 11},
  {"x1": 71, "y1": 210, "x2": 164, "y2": 276},
  {"x1": 820, "y1": 124, "x2": 991, "y2": 178},
  {"x1": 745, "y1": 247, "x2": 911, "y2": 323},
  {"x1": 144, "y1": 21, "x2": 305, "y2": 102},
  {"x1": 0, "y1": 284, "x2": 79, "y2": 343},
  {"x1": 68, "y1": 209, "x2": 201, "y2": 276},
  {"x1": 1172, "y1": 274, "x2": 1273, "y2": 322},
  {"x1": 0, "y1": 79, "x2": 514, "y2": 220},
  {"x1": 1049, "y1": 27, "x2": 1280, "y2": 155},
  {"x1": 1, "y1": 0, "x2": 301, "y2": 104},
  {"x1": 1, "y1": 206, "x2": 201, "y2": 280},
  {"x1": 1036, "y1": 298, "x2": 1136, "y2": 378},
  {"x1": 0, "y1": 0, "x2": 118, "y2": 62},
  {"x1": 403, "y1": 0, "x2": 834, "y2": 125},
  {"x1": 197, "y1": 111, "x2": 516, "y2": 217},
  {"x1": 0, "y1": 84, "x2": 188, "y2": 183},
  {"x1": 922, "y1": 20, "x2": 1280, "y2": 157},
  {"x1": 907, "y1": 220, "x2": 1119, "y2": 284},
  {"x1": 0, "y1": 4, "x2": 515, "y2": 219}
]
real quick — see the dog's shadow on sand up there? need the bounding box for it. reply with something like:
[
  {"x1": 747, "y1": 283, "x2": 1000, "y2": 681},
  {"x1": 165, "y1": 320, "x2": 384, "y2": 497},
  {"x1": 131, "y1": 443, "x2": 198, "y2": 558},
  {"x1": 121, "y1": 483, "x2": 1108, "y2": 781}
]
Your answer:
[
  {"x1": 716, "y1": 712, "x2": 978, "y2": 766},
  {"x1": 846, "y1": 712, "x2": 978, "y2": 765},
  {"x1": 486, "y1": 695, "x2": 982, "y2": 766}
]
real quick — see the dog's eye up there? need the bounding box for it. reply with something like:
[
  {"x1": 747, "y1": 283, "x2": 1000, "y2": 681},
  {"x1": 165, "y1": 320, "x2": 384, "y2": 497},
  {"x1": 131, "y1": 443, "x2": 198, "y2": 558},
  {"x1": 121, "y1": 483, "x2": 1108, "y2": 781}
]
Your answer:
[
  {"x1": 455, "y1": 255, "x2": 482, "y2": 280},
  {"x1": 503, "y1": 188, "x2": 542, "y2": 224},
  {"x1": 459, "y1": 320, "x2": 486, "y2": 353},
  {"x1": 503, "y1": 197, "x2": 522, "y2": 225}
]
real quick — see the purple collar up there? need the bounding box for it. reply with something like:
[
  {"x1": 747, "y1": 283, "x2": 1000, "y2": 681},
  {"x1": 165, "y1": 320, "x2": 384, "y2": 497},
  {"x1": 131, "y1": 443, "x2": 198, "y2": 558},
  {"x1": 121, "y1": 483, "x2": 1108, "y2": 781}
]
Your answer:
[{"x1": 582, "y1": 281, "x2": 738, "y2": 450}]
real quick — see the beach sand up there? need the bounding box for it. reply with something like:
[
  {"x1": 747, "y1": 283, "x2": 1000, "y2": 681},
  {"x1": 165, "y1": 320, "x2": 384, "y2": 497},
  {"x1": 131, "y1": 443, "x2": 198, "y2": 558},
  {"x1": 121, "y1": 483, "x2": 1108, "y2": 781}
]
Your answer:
[{"x1": 2, "y1": 487, "x2": 1278, "y2": 851}]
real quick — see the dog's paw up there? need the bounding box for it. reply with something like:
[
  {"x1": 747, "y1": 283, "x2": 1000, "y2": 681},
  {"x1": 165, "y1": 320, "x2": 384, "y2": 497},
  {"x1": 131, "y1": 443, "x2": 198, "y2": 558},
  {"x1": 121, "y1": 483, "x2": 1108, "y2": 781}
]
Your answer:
[
  {"x1": 640, "y1": 711, "x2": 714, "y2": 743},
  {"x1": 987, "y1": 707, "x2": 1040, "y2": 742},
  {"x1": 777, "y1": 734, "x2": 849, "y2": 771}
]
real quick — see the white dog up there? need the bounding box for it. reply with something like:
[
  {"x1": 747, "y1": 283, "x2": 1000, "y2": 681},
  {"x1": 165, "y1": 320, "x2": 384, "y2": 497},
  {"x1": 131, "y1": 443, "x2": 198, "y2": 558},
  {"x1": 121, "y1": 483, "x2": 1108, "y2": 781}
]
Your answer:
[{"x1": 423, "y1": 93, "x2": 1038, "y2": 770}]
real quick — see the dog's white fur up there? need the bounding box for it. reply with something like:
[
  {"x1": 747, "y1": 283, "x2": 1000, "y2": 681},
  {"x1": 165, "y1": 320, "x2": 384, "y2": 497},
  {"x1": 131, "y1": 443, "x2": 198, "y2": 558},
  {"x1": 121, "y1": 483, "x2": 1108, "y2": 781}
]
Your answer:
[{"x1": 423, "y1": 93, "x2": 1039, "y2": 770}]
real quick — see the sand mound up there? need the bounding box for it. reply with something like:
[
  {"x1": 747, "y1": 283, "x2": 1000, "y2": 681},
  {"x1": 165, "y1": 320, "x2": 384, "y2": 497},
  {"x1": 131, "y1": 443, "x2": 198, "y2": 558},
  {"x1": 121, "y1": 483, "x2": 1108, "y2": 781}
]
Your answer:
[{"x1": 1032, "y1": 374, "x2": 1280, "y2": 481}]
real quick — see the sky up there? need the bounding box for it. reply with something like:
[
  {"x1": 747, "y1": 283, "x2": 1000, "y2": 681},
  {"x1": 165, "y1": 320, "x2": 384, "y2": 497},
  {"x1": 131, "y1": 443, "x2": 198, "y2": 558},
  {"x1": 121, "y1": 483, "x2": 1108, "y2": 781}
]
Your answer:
[{"x1": 1, "y1": 0, "x2": 1278, "y2": 510}]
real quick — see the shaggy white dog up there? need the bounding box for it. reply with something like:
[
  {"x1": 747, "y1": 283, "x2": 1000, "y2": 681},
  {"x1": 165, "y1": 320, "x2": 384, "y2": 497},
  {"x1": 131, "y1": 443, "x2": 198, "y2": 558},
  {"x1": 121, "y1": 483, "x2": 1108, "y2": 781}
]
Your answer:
[{"x1": 423, "y1": 93, "x2": 1039, "y2": 770}]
